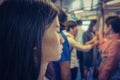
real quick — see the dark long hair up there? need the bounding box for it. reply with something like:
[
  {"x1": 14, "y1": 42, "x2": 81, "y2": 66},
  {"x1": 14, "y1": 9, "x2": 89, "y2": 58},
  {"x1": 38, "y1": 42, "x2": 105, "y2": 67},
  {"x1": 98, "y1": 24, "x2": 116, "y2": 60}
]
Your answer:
[
  {"x1": 87, "y1": 20, "x2": 97, "y2": 33},
  {"x1": 0, "y1": 1, "x2": 58, "y2": 80}
]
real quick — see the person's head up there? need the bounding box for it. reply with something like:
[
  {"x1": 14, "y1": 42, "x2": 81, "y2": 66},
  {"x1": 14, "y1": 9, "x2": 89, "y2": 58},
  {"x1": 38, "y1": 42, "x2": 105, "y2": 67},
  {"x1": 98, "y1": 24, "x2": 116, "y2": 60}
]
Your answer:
[
  {"x1": 65, "y1": 20, "x2": 78, "y2": 37},
  {"x1": 104, "y1": 16, "x2": 120, "y2": 34},
  {"x1": 87, "y1": 20, "x2": 97, "y2": 33},
  {"x1": 0, "y1": 0, "x2": 64, "y2": 80},
  {"x1": 76, "y1": 19, "x2": 82, "y2": 26}
]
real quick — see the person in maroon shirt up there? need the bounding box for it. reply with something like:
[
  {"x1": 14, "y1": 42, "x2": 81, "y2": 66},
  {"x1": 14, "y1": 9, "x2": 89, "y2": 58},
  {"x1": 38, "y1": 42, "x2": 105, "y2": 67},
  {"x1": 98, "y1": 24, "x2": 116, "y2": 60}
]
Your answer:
[
  {"x1": 98, "y1": 16, "x2": 120, "y2": 80},
  {"x1": 86, "y1": 16, "x2": 120, "y2": 80}
]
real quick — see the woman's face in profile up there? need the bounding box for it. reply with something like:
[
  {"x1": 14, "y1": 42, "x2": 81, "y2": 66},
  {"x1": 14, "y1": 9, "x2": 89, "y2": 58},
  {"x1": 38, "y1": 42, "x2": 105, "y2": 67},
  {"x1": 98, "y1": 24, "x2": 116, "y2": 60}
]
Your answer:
[{"x1": 42, "y1": 16, "x2": 64, "y2": 62}]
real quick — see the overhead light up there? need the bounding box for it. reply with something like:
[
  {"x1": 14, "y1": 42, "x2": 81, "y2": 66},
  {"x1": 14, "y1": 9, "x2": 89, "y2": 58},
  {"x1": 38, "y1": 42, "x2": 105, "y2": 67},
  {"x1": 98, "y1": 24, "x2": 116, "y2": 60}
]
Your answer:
[
  {"x1": 84, "y1": 7, "x2": 91, "y2": 10},
  {"x1": 74, "y1": 10, "x2": 84, "y2": 13},
  {"x1": 106, "y1": 0, "x2": 120, "y2": 5}
]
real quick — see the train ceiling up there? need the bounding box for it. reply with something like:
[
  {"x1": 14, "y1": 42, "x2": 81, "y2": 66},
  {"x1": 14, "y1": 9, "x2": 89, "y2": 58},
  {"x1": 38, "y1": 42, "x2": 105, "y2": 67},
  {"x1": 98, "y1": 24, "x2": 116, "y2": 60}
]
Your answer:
[
  {"x1": 51, "y1": 0, "x2": 120, "y2": 13},
  {"x1": 51, "y1": 0, "x2": 99, "y2": 13}
]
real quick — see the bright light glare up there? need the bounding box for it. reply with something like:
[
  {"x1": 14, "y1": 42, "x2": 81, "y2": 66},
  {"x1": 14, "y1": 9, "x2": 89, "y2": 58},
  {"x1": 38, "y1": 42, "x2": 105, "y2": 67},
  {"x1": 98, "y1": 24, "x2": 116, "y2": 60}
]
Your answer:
[
  {"x1": 81, "y1": 21, "x2": 91, "y2": 31},
  {"x1": 81, "y1": 25, "x2": 88, "y2": 31},
  {"x1": 74, "y1": 10, "x2": 83, "y2": 13},
  {"x1": 83, "y1": 21, "x2": 91, "y2": 24}
]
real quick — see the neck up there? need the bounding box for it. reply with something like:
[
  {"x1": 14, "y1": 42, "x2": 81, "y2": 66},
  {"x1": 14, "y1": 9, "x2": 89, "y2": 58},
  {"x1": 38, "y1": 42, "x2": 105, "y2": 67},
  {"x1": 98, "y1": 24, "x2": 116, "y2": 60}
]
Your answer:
[{"x1": 38, "y1": 61, "x2": 48, "y2": 80}]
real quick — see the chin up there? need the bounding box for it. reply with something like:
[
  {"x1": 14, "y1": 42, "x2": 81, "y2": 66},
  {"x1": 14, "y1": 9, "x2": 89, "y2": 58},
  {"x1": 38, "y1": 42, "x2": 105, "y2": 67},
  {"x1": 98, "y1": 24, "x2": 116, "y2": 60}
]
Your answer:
[{"x1": 53, "y1": 55, "x2": 61, "y2": 61}]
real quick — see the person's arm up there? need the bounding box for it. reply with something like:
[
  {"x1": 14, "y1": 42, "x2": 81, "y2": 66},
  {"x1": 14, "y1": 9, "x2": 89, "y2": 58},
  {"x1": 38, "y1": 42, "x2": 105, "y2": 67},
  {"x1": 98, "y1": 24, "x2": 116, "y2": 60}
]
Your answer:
[
  {"x1": 98, "y1": 41, "x2": 120, "y2": 80},
  {"x1": 68, "y1": 37, "x2": 93, "y2": 52},
  {"x1": 85, "y1": 36, "x2": 97, "y2": 45},
  {"x1": 85, "y1": 31, "x2": 104, "y2": 47}
]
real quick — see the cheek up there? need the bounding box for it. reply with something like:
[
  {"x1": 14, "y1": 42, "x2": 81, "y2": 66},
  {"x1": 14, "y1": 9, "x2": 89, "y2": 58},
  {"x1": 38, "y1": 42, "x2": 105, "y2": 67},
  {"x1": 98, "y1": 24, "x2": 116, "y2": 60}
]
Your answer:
[
  {"x1": 74, "y1": 29, "x2": 78, "y2": 36},
  {"x1": 42, "y1": 32, "x2": 61, "y2": 61},
  {"x1": 45, "y1": 32, "x2": 60, "y2": 47},
  {"x1": 49, "y1": 33, "x2": 60, "y2": 52}
]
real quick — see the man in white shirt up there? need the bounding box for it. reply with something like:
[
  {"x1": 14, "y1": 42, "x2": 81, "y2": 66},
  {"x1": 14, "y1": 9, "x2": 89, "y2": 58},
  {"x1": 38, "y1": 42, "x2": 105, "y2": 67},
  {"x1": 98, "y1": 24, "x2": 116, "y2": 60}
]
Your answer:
[{"x1": 64, "y1": 20, "x2": 95, "y2": 80}]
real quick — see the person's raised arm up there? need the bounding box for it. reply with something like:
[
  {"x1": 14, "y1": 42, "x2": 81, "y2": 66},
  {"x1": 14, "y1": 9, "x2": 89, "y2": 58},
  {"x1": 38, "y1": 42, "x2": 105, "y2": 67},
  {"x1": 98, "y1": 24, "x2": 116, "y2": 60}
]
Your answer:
[{"x1": 67, "y1": 37, "x2": 93, "y2": 52}]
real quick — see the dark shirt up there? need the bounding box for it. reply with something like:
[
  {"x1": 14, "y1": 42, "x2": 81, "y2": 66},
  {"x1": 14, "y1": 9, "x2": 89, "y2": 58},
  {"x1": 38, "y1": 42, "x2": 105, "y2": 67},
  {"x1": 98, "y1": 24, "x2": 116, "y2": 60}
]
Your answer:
[{"x1": 82, "y1": 31, "x2": 94, "y2": 69}]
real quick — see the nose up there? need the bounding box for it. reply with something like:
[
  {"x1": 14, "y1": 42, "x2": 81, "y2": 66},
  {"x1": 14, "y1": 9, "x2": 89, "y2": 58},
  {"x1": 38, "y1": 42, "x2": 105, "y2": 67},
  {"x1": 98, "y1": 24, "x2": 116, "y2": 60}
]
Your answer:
[{"x1": 59, "y1": 34, "x2": 64, "y2": 44}]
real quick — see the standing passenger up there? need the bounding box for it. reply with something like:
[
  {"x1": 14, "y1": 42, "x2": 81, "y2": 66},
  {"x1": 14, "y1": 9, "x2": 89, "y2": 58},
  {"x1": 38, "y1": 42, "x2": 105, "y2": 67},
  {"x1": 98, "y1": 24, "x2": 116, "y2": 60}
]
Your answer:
[
  {"x1": 82, "y1": 20, "x2": 97, "y2": 80},
  {"x1": 98, "y1": 16, "x2": 120, "y2": 80},
  {"x1": 64, "y1": 20, "x2": 96, "y2": 80}
]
